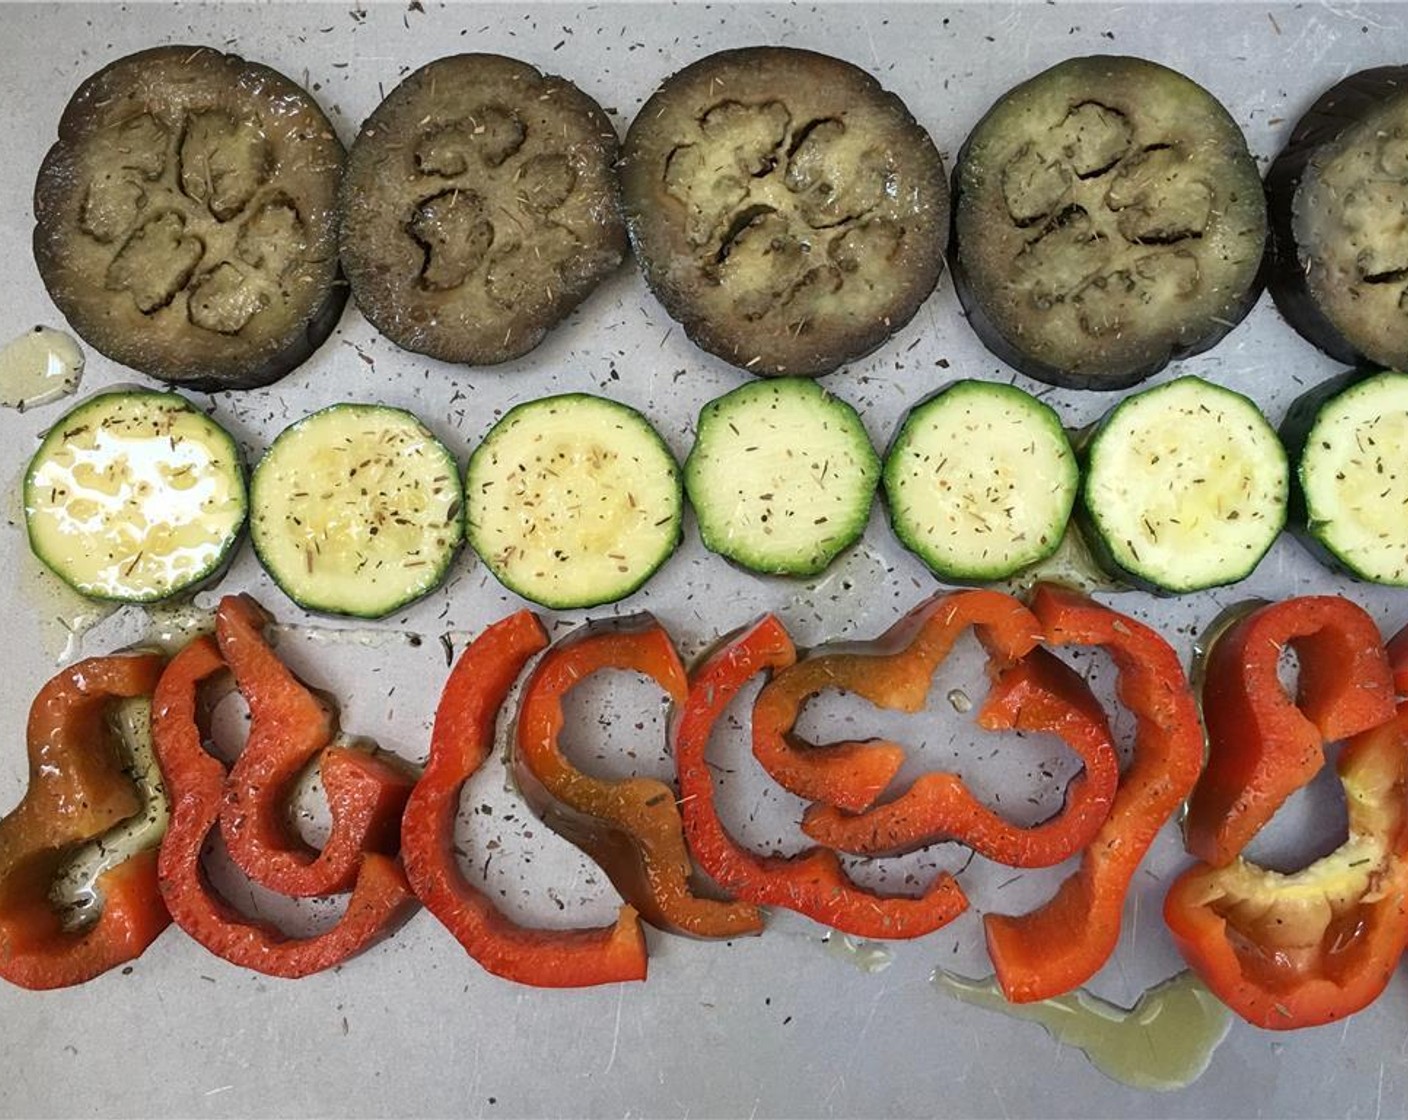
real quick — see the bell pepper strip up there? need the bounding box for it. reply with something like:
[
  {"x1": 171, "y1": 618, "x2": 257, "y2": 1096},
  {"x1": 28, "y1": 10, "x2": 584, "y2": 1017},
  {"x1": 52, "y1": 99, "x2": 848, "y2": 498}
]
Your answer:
[
  {"x1": 1185, "y1": 596, "x2": 1396, "y2": 868},
  {"x1": 152, "y1": 635, "x2": 413, "y2": 979},
  {"x1": 514, "y1": 614, "x2": 763, "y2": 939},
  {"x1": 0, "y1": 654, "x2": 171, "y2": 989},
  {"x1": 672, "y1": 615, "x2": 967, "y2": 939},
  {"x1": 983, "y1": 584, "x2": 1204, "y2": 1003},
  {"x1": 1164, "y1": 621, "x2": 1408, "y2": 1029},
  {"x1": 216, "y1": 594, "x2": 414, "y2": 898},
  {"x1": 1387, "y1": 625, "x2": 1408, "y2": 695},
  {"x1": 48, "y1": 696, "x2": 169, "y2": 931},
  {"x1": 402, "y1": 610, "x2": 647, "y2": 986},
  {"x1": 750, "y1": 589, "x2": 1043, "y2": 812},
  {"x1": 801, "y1": 646, "x2": 1119, "y2": 867}
]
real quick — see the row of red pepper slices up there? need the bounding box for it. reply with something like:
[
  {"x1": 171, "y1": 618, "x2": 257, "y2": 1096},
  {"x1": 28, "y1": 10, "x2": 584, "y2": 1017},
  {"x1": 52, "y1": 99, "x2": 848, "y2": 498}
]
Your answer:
[{"x1": 1, "y1": 584, "x2": 1406, "y2": 1032}]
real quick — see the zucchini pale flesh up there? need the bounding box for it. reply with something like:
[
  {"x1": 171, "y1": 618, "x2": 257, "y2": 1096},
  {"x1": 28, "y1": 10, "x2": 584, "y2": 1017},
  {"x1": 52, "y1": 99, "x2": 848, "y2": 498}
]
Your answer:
[
  {"x1": 685, "y1": 379, "x2": 879, "y2": 576},
  {"x1": 1281, "y1": 370, "x2": 1408, "y2": 585},
  {"x1": 466, "y1": 394, "x2": 682, "y2": 609},
  {"x1": 24, "y1": 390, "x2": 247, "y2": 602},
  {"x1": 952, "y1": 56, "x2": 1266, "y2": 390},
  {"x1": 884, "y1": 380, "x2": 1077, "y2": 582},
  {"x1": 1079, "y1": 377, "x2": 1287, "y2": 593},
  {"x1": 249, "y1": 404, "x2": 464, "y2": 618}
]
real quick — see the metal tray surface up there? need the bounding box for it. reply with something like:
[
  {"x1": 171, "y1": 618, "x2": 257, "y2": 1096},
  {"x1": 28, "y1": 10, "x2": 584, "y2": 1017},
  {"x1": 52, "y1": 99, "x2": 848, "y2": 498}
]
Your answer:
[{"x1": 0, "y1": 2, "x2": 1405, "y2": 1117}]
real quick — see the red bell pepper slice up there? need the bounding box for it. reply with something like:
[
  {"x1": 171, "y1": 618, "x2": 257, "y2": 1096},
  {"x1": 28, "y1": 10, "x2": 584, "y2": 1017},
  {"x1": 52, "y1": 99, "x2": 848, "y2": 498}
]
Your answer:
[
  {"x1": 216, "y1": 594, "x2": 414, "y2": 897},
  {"x1": 983, "y1": 584, "x2": 1204, "y2": 1003},
  {"x1": 672, "y1": 615, "x2": 967, "y2": 940},
  {"x1": 402, "y1": 610, "x2": 647, "y2": 986},
  {"x1": 514, "y1": 615, "x2": 763, "y2": 939},
  {"x1": 1185, "y1": 596, "x2": 1396, "y2": 868},
  {"x1": 0, "y1": 654, "x2": 170, "y2": 989},
  {"x1": 751, "y1": 590, "x2": 1044, "y2": 813},
  {"x1": 152, "y1": 634, "x2": 413, "y2": 979},
  {"x1": 801, "y1": 645, "x2": 1118, "y2": 867},
  {"x1": 1164, "y1": 602, "x2": 1408, "y2": 1030}
]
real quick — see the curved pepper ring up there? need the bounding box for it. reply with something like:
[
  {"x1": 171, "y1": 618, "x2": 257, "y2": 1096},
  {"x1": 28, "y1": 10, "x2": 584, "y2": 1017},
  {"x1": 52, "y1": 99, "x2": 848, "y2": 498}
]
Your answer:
[
  {"x1": 402, "y1": 610, "x2": 648, "y2": 986},
  {"x1": 1165, "y1": 596, "x2": 1408, "y2": 1030},
  {"x1": 216, "y1": 594, "x2": 415, "y2": 897},
  {"x1": 0, "y1": 654, "x2": 170, "y2": 989},
  {"x1": 751, "y1": 590, "x2": 1044, "y2": 813},
  {"x1": 514, "y1": 614, "x2": 763, "y2": 939},
  {"x1": 672, "y1": 615, "x2": 967, "y2": 940},
  {"x1": 983, "y1": 584, "x2": 1204, "y2": 1003},
  {"x1": 152, "y1": 625, "x2": 413, "y2": 979}
]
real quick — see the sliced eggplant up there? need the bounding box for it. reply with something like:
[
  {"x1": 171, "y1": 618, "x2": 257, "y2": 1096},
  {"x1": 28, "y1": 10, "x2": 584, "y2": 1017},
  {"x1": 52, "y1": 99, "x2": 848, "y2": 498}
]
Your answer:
[
  {"x1": 339, "y1": 54, "x2": 626, "y2": 366},
  {"x1": 1266, "y1": 67, "x2": 1408, "y2": 370},
  {"x1": 33, "y1": 46, "x2": 347, "y2": 390},
  {"x1": 951, "y1": 56, "x2": 1266, "y2": 390},
  {"x1": 620, "y1": 47, "x2": 948, "y2": 378}
]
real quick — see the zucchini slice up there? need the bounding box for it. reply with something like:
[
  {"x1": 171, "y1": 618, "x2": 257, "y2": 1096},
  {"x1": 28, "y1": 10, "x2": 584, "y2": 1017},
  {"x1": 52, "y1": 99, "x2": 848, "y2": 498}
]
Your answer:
[
  {"x1": 620, "y1": 47, "x2": 948, "y2": 377},
  {"x1": 466, "y1": 394, "x2": 682, "y2": 608},
  {"x1": 684, "y1": 379, "x2": 879, "y2": 576},
  {"x1": 1266, "y1": 67, "x2": 1408, "y2": 370},
  {"x1": 24, "y1": 389, "x2": 246, "y2": 602},
  {"x1": 883, "y1": 380, "x2": 1077, "y2": 582},
  {"x1": 339, "y1": 54, "x2": 626, "y2": 365},
  {"x1": 33, "y1": 46, "x2": 346, "y2": 390},
  {"x1": 249, "y1": 404, "x2": 463, "y2": 618},
  {"x1": 1079, "y1": 377, "x2": 1287, "y2": 593},
  {"x1": 1282, "y1": 370, "x2": 1408, "y2": 584},
  {"x1": 951, "y1": 56, "x2": 1266, "y2": 390}
]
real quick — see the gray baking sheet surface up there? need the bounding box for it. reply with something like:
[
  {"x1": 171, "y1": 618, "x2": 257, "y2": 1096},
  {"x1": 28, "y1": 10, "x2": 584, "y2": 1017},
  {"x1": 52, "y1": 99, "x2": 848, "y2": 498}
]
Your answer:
[{"x1": 1, "y1": 2, "x2": 1406, "y2": 1117}]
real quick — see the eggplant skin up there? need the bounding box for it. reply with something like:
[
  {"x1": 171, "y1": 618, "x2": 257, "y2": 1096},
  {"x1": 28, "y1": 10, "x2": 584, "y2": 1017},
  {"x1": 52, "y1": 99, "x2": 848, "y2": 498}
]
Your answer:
[
  {"x1": 951, "y1": 56, "x2": 1266, "y2": 391},
  {"x1": 33, "y1": 46, "x2": 347, "y2": 391},
  {"x1": 620, "y1": 47, "x2": 948, "y2": 379},
  {"x1": 1266, "y1": 67, "x2": 1408, "y2": 371},
  {"x1": 338, "y1": 54, "x2": 626, "y2": 367}
]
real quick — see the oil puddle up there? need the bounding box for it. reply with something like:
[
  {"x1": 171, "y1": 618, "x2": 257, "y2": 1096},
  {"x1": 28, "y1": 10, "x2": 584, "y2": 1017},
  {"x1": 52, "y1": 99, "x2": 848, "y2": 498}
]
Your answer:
[
  {"x1": 0, "y1": 326, "x2": 83, "y2": 410},
  {"x1": 822, "y1": 932, "x2": 894, "y2": 974},
  {"x1": 932, "y1": 970, "x2": 1231, "y2": 1092}
]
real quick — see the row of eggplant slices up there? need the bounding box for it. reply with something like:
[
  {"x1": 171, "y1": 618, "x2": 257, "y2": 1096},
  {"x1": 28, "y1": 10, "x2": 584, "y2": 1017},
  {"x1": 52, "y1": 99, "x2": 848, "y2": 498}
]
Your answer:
[
  {"x1": 22, "y1": 365, "x2": 1408, "y2": 622},
  {"x1": 28, "y1": 45, "x2": 1408, "y2": 387}
]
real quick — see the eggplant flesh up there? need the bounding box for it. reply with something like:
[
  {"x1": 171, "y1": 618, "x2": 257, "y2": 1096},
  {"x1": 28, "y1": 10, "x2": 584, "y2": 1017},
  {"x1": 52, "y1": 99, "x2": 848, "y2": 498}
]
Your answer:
[
  {"x1": 951, "y1": 56, "x2": 1266, "y2": 391},
  {"x1": 1266, "y1": 66, "x2": 1408, "y2": 371},
  {"x1": 620, "y1": 47, "x2": 949, "y2": 378},
  {"x1": 338, "y1": 54, "x2": 626, "y2": 366},
  {"x1": 33, "y1": 46, "x2": 346, "y2": 390}
]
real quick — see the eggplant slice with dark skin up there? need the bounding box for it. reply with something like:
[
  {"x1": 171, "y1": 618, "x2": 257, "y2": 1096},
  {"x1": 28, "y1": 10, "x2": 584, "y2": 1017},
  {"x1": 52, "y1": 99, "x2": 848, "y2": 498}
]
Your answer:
[
  {"x1": 33, "y1": 46, "x2": 347, "y2": 391},
  {"x1": 951, "y1": 56, "x2": 1266, "y2": 391},
  {"x1": 620, "y1": 47, "x2": 949, "y2": 378},
  {"x1": 1266, "y1": 66, "x2": 1408, "y2": 371},
  {"x1": 338, "y1": 54, "x2": 627, "y2": 366}
]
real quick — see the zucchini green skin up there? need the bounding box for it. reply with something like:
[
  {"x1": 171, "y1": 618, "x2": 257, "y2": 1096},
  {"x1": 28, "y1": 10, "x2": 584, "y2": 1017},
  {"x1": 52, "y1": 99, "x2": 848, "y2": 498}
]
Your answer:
[
  {"x1": 249, "y1": 403, "x2": 464, "y2": 619},
  {"x1": 1076, "y1": 377, "x2": 1287, "y2": 595},
  {"x1": 882, "y1": 380, "x2": 1077, "y2": 582},
  {"x1": 685, "y1": 379, "x2": 879, "y2": 577},
  {"x1": 24, "y1": 389, "x2": 248, "y2": 603},
  {"x1": 465, "y1": 393, "x2": 682, "y2": 610},
  {"x1": 1280, "y1": 369, "x2": 1408, "y2": 585},
  {"x1": 951, "y1": 56, "x2": 1266, "y2": 390},
  {"x1": 1265, "y1": 67, "x2": 1408, "y2": 371}
]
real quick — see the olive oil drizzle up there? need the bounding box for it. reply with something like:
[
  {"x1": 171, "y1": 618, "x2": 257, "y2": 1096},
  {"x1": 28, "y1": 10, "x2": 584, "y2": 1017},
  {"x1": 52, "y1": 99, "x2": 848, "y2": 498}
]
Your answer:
[
  {"x1": 932, "y1": 970, "x2": 1232, "y2": 1092},
  {"x1": 0, "y1": 326, "x2": 83, "y2": 411}
]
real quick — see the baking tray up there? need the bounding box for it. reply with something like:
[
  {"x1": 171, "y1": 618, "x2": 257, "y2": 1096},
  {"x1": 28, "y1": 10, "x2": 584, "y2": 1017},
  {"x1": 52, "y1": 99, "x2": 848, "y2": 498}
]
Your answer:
[{"x1": 1, "y1": 2, "x2": 1406, "y2": 1116}]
